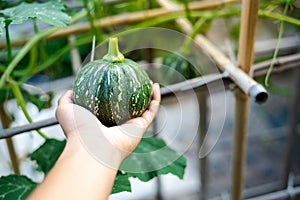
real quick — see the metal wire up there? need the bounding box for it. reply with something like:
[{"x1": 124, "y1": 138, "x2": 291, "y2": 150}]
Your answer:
[{"x1": 0, "y1": 117, "x2": 58, "y2": 139}]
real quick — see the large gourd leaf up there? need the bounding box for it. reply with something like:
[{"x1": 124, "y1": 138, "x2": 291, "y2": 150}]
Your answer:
[
  {"x1": 121, "y1": 137, "x2": 187, "y2": 182},
  {"x1": 112, "y1": 172, "x2": 131, "y2": 194},
  {"x1": 29, "y1": 139, "x2": 66, "y2": 175},
  {"x1": 0, "y1": 175, "x2": 37, "y2": 200},
  {"x1": 25, "y1": 137, "x2": 185, "y2": 195},
  {"x1": 0, "y1": 0, "x2": 71, "y2": 27}
]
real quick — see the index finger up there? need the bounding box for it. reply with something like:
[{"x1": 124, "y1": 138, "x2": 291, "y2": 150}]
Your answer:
[
  {"x1": 58, "y1": 90, "x2": 74, "y2": 105},
  {"x1": 151, "y1": 83, "x2": 161, "y2": 102}
]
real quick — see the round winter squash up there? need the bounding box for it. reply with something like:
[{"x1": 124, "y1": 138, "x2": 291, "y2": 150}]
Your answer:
[{"x1": 73, "y1": 37, "x2": 152, "y2": 127}]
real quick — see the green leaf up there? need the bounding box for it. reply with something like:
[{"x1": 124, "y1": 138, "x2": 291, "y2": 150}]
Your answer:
[
  {"x1": 30, "y1": 139, "x2": 66, "y2": 174},
  {"x1": 0, "y1": 175, "x2": 37, "y2": 200},
  {"x1": 112, "y1": 172, "x2": 131, "y2": 194},
  {"x1": 23, "y1": 91, "x2": 53, "y2": 112},
  {"x1": 0, "y1": 1, "x2": 71, "y2": 27},
  {"x1": 121, "y1": 137, "x2": 187, "y2": 182}
]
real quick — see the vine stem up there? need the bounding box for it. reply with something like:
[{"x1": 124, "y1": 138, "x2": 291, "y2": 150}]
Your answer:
[
  {"x1": 83, "y1": 0, "x2": 102, "y2": 41},
  {"x1": 182, "y1": 0, "x2": 192, "y2": 23},
  {"x1": 33, "y1": 19, "x2": 48, "y2": 63},
  {"x1": 5, "y1": 24, "x2": 12, "y2": 62},
  {"x1": 13, "y1": 36, "x2": 92, "y2": 78},
  {"x1": 0, "y1": 28, "x2": 57, "y2": 89},
  {"x1": 259, "y1": 9, "x2": 300, "y2": 27},
  {"x1": 264, "y1": 2, "x2": 289, "y2": 86},
  {"x1": 26, "y1": 42, "x2": 38, "y2": 78},
  {"x1": 126, "y1": 8, "x2": 239, "y2": 37},
  {"x1": 9, "y1": 80, "x2": 48, "y2": 140},
  {"x1": 24, "y1": 20, "x2": 43, "y2": 79},
  {"x1": 0, "y1": 10, "x2": 87, "y2": 89}
]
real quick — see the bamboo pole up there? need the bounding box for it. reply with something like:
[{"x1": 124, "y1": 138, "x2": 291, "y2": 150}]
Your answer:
[
  {"x1": 231, "y1": 1, "x2": 260, "y2": 200},
  {"x1": 237, "y1": 1, "x2": 260, "y2": 73},
  {"x1": 0, "y1": 0, "x2": 239, "y2": 49},
  {"x1": 231, "y1": 91, "x2": 249, "y2": 200}
]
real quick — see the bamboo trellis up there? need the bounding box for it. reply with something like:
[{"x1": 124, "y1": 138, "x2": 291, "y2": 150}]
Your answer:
[{"x1": 156, "y1": 0, "x2": 265, "y2": 200}]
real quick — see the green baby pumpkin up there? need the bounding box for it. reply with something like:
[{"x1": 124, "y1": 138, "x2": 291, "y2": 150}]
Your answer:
[{"x1": 73, "y1": 37, "x2": 152, "y2": 127}]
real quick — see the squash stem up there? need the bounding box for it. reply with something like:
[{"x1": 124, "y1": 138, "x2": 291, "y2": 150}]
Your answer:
[{"x1": 103, "y1": 37, "x2": 124, "y2": 63}]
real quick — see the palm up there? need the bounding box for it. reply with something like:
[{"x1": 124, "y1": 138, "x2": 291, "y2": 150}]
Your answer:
[{"x1": 56, "y1": 83, "x2": 161, "y2": 161}]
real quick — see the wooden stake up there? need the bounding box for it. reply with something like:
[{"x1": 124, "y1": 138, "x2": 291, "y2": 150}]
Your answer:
[
  {"x1": 237, "y1": 0, "x2": 260, "y2": 73},
  {"x1": 231, "y1": 1, "x2": 260, "y2": 199},
  {"x1": 231, "y1": 90, "x2": 249, "y2": 200}
]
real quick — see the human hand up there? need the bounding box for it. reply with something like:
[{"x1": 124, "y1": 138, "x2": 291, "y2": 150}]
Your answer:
[{"x1": 55, "y1": 83, "x2": 161, "y2": 168}]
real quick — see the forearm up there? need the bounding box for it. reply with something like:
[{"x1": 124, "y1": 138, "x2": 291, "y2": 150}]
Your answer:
[{"x1": 28, "y1": 137, "x2": 120, "y2": 200}]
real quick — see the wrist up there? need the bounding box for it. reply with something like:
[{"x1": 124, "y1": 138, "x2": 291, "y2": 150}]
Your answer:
[
  {"x1": 32, "y1": 133, "x2": 120, "y2": 200},
  {"x1": 61, "y1": 133, "x2": 124, "y2": 171}
]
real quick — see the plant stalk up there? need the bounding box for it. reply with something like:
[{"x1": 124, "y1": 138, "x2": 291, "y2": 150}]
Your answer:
[
  {"x1": 0, "y1": 28, "x2": 57, "y2": 89},
  {"x1": 9, "y1": 80, "x2": 48, "y2": 140},
  {"x1": 259, "y1": 9, "x2": 300, "y2": 27},
  {"x1": 33, "y1": 19, "x2": 48, "y2": 62},
  {"x1": 264, "y1": 2, "x2": 289, "y2": 86},
  {"x1": 182, "y1": 0, "x2": 193, "y2": 23},
  {"x1": 0, "y1": 103, "x2": 20, "y2": 174},
  {"x1": 26, "y1": 43, "x2": 38, "y2": 78},
  {"x1": 5, "y1": 25, "x2": 12, "y2": 62},
  {"x1": 0, "y1": 9, "x2": 88, "y2": 88},
  {"x1": 14, "y1": 36, "x2": 92, "y2": 79},
  {"x1": 83, "y1": 0, "x2": 102, "y2": 41}
]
